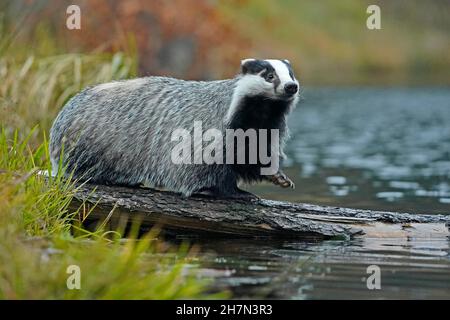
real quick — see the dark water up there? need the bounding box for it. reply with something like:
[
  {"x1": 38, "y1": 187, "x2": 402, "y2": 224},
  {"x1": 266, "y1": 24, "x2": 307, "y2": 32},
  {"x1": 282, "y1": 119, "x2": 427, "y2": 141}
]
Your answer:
[
  {"x1": 197, "y1": 238, "x2": 450, "y2": 299},
  {"x1": 199, "y1": 87, "x2": 450, "y2": 299},
  {"x1": 249, "y1": 87, "x2": 450, "y2": 214}
]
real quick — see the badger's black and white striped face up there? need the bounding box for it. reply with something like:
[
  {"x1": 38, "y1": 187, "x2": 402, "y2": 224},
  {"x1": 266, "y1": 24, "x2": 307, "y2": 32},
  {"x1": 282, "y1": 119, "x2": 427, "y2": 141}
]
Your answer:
[{"x1": 239, "y1": 58, "x2": 299, "y2": 100}]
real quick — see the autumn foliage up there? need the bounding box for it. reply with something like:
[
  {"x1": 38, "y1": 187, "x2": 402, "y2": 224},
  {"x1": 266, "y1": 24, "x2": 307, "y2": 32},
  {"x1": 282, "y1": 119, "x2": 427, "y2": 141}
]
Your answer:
[{"x1": 15, "y1": 0, "x2": 251, "y2": 79}]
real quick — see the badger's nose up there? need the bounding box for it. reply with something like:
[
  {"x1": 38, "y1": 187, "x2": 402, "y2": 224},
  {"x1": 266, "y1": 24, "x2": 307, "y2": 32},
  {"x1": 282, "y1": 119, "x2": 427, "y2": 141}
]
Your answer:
[{"x1": 284, "y1": 82, "x2": 298, "y2": 95}]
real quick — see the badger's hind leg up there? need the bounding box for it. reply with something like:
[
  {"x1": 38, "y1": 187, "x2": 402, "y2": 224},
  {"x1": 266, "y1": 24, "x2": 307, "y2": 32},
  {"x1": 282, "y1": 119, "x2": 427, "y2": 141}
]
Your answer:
[
  {"x1": 191, "y1": 187, "x2": 220, "y2": 199},
  {"x1": 266, "y1": 170, "x2": 295, "y2": 189},
  {"x1": 232, "y1": 188, "x2": 260, "y2": 200}
]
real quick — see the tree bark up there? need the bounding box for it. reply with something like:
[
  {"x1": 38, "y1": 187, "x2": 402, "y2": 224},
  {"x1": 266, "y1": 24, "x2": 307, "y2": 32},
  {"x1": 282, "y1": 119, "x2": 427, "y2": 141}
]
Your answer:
[{"x1": 71, "y1": 182, "x2": 450, "y2": 240}]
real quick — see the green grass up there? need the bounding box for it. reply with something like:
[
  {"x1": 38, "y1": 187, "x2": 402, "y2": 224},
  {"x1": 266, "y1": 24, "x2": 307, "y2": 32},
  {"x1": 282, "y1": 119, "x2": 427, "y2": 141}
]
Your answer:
[
  {"x1": 0, "y1": 127, "x2": 227, "y2": 299},
  {"x1": 0, "y1": 19, "x2": 227, "y2": 299},
  {"x1": 0, "y1": 51, "x2": 136, "y2": 141}
]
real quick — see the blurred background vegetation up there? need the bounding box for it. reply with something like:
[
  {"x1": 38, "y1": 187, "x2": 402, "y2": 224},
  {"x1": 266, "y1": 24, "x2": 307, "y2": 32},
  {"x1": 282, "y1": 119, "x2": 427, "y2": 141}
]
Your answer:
[
  {"x1": 3, "y1": 0, "x2": 449, "y2": 86},
  {"x1": 0, "y1": 0, "x2": 448, "y2": 299},
  {"x1": 2, "y1": 0, "x2": 449, "y2": 138}
]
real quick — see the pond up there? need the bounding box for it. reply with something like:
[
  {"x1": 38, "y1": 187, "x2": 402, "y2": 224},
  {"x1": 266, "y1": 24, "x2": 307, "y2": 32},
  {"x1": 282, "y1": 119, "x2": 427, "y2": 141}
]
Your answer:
[{"x1": 197, "y1": 87, "x2": 450, "y2": 299}]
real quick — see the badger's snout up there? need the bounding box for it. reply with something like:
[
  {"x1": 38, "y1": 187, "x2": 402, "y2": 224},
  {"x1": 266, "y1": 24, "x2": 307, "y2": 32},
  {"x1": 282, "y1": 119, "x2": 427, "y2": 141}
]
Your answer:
[{"x1": 284, "y1": 82, "x2": 298, "y2": 95}]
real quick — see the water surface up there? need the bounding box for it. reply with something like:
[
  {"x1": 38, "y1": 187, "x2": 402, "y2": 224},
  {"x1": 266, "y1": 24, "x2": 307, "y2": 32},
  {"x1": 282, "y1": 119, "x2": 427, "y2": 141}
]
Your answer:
[
  {"x1": 202, "y1": 87, "x2": 450, "y2": 299},
  {"x1": 249, "y1": 87, "x2": 450, "y2": 214},
  {"x1": 197, "y1": 237, "x2": 450, "y2": 299}
]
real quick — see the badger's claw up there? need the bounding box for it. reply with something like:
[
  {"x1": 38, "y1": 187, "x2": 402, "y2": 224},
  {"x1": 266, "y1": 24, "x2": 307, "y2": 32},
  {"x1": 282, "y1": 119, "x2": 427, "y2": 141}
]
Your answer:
[{"x1": 269, "y1": 172, "x2": 295, "y2": 189}]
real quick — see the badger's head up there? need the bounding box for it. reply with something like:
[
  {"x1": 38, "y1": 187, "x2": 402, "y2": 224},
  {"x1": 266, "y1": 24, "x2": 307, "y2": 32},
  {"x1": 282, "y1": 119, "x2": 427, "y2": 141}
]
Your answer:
[{"x1": 237, "y1": 58, "x2": 299, "y2": 101}]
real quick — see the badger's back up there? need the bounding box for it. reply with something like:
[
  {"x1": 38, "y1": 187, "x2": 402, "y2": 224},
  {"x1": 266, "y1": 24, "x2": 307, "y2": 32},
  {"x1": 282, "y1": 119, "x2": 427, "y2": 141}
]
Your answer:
[{"x1": 50, "y1": 76, "x2": 238, "y2": 195}]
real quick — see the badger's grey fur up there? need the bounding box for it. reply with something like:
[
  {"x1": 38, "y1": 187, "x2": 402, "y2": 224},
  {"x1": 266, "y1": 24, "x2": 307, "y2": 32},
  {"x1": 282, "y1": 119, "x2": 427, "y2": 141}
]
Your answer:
[{"x1": 49, "y1": 58, "x2": 300, "y2": 198}]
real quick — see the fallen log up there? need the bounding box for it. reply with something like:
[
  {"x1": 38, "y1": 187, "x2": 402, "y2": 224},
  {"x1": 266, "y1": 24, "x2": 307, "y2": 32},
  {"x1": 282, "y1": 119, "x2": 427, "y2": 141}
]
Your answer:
[{"x1": 71, "y1": 182, "x2": 450, "y2": 240}]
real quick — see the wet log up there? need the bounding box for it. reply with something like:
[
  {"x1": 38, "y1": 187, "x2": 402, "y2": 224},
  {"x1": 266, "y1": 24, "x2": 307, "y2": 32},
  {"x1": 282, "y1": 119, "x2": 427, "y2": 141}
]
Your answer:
[{"x1": 71, "y1": 182, "x2": 450, "y2": 240}]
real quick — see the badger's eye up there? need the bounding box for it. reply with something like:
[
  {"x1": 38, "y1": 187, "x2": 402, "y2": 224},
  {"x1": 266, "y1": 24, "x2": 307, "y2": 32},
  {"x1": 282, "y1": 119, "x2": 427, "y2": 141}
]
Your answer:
[{"x1": 266, "y1": 73, "x2": 274, "y2": 81}]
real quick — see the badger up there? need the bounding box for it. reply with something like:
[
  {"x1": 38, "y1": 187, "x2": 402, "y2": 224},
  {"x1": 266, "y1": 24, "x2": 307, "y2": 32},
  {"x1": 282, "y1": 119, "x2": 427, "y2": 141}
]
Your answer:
[{"x1": 49, "y1": 58, "x2": 300, "y2": 199}]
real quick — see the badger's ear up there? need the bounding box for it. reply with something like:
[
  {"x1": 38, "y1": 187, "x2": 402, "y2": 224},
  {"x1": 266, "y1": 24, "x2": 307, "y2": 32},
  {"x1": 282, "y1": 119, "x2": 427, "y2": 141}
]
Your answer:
[
  {"x1": 283, "y1": 59, "x2": 290, "y2": 65},
  {"x1": 240, "y1": 58, "x2": 256, "y2": 74}
]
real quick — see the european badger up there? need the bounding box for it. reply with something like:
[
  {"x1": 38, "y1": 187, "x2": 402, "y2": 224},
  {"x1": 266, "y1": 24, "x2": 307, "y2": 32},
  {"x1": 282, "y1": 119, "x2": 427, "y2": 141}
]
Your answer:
[{"x1": 49, "y1": 58, "x2": 300, "y2": 198}]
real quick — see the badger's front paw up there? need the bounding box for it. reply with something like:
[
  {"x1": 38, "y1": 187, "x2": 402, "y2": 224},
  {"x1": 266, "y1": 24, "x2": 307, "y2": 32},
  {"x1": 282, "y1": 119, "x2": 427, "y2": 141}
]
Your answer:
[{"x1": 269, "y1": 171, "x2": 295, "y2": 189}]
